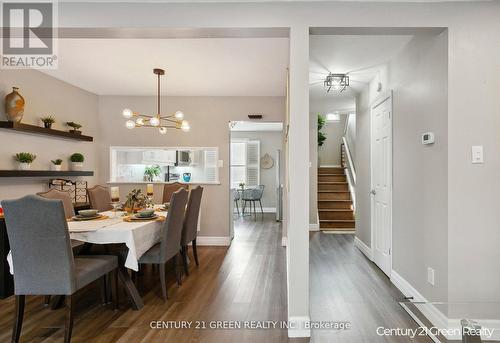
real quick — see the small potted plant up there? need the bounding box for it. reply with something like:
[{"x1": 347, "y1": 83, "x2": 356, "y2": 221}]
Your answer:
[
  {"x1": 66, "y1": 121, "x2": 82, "y2": 134},
  {"x1": 51, "y1": 159, "x2": 63, "y2": 171},
  {"x1": 69, "y1": 153, "x2": 84, "y2": 171},
  {"x1": 143, "y1": 165, "x2": 161, "y2": 182},
  {"x1": 14, "y1": 152, "x2": 36, "y2": 170},
  {"x1": 41, "y1": 116, "x2": 55, "y2": 129}
]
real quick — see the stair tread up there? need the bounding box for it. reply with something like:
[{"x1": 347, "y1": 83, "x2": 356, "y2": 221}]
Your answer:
[
  {"x1": 320, "y1": 219, "x2": 355, "y2": 222},
  {"x1": 319, "y1": 209, "x2": 353, "y2": 212},
  {"x1": 318, "y1": 182, "x2": 348, "y2": 184},
  {"x1": 318, "y1": 190, "x2": 350, "y2": 193},
  {"x1": 318, "y1": 199, "x2": 352, "y2": 202}
]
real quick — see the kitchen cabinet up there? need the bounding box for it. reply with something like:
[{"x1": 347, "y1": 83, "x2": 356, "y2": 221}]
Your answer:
[{"x1": 142, "y1": 150, "x2": 176, "y2": 165}]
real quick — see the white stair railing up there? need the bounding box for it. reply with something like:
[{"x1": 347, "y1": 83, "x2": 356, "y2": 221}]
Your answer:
[{"x1": 341, "y1": 136, "x2": 356, "y2": 211}]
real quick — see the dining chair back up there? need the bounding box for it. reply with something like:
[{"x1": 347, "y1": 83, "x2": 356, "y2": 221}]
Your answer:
[
  {"x1": 160, "y1": 188, "x2": 189, "y2": 263},
  {"x1": 180, "y1": 186, "x2": 203, "y2": 275},
  {"x1": 36, "y1": 188, "x2": 75, "y2": 219},
  {"x1": 162, "y1": 182, "x2": 188, "y2": 204},
  {"x1": 87, "y1": 185, "x2": 113, "y2": 212},
  {"x1": 3, "y1": 195, "x2": 76, "y2": 295}
]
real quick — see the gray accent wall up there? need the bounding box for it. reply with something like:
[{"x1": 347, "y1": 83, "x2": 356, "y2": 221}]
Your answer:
[{"x1": 356, "y1": 31, "x2": 449, "y2": 303}]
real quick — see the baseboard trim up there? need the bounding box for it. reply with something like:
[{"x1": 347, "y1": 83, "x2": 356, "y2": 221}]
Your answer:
[
  {"x1": 262, "y1": 207, "x2": 276, "y2": 213},
  {"x1": 354, "y1": 237, "x2": 373, "y2": 261},
  {"x1": 287, "y1": 316, "x2": 311, "y2": 338},
  {"x1": 391, "y1": 270, "x2": 500, "y2": 341},
  {"x1": 309, "y1": 223, "x2": 319, "y2": 231},
  {"x1": 195, "y1": 236, "x2": 231, "y2": 246},
  {"x1": 319, "y1": 164, "x2": 342, "y2": 167}
]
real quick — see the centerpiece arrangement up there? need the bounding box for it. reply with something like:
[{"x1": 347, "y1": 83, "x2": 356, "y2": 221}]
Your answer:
[{"x1": 123, "y1": 189, "x2": 153, "y2": 214}]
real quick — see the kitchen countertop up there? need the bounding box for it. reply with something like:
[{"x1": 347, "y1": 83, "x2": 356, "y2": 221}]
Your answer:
[{"x1": 107, "y1": 181, "x2": 221, "y2": 185}]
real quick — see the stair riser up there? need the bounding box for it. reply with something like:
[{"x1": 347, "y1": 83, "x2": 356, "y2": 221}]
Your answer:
[
  {"x1": 318, "y1": 175, "x2": 346, "y2": 182},
  {"x1": 318, "y1": 167, "x2": 344, "y2": 174},
  {"x1": 318, "y1": 183, "x2": 349, "y2": 192},
  {"x1": 319, "y1": 211, "x2": 354, "y2": 220},
  {"x1": 320, "y1": 221, "x2": 355, "y2": 229},
  {"x1": 318, "y1": 201, "x2": 352, "y2": 209},
  {"x1": 318, "y1": 192, "x2": 350, "y2": 200}
]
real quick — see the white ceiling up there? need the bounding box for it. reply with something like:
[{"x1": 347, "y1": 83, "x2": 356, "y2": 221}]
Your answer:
[
  {"x1": 41, "y1": 38, "x2": 289, "y2": 96},
  {"x1": 230, "y1": 121, "x2": 283, "y2": 132},
  {"x1": 309, "y1": 35, "x2": 413, "y2": 100}
]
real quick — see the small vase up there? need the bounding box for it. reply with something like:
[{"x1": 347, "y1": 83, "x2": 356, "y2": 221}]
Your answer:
[
  {"x1": 70, "y1": 162, "x2": 83, "y2": 171},
  {"x1": 5, "y1": 87, "x2": 25, "y2": 122},
  {"x1": 51, "y1": 164, "x2": 62, "y2": 171},
  {"x1": 44, "y1": 122, "x2": 53, "y2": 129},
  {"x1": 18, "y1": 163, "x2": 31, "y2": 170}
]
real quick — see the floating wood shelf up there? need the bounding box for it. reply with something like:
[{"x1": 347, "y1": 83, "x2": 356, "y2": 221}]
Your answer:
[
  {"x1": 0, "y1": 170, "x2": 94, "y2": 177},
  {"x1": 0, "y1": 121, "x2": 93, "y2": 142}
]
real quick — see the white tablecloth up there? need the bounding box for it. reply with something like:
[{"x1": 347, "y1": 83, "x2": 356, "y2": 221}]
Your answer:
[{"x1": 7, "y1": 209, "x2": 167, "y2": 273}]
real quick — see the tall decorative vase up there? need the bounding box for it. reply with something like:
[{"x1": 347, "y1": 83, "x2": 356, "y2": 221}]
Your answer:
[{"x1": 5, "y1": 87, "x2": 25, "y2": 122}]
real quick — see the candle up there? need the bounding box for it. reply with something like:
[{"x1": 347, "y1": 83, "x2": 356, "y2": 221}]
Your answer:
[
  {"x1": 110, "y1": 186, "x2": 120, "y2": 203},
  {"x1": 147, "y1": 183, "x2": 154, "y2": 197}
]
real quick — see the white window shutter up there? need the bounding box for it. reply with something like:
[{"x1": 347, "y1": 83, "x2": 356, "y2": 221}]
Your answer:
[
  {"x1": 204, "y1": 149, "x2": 218, "y2": 183},
  {"x1": 245, "y1": 140, "x2": 260, "y2": 187}
]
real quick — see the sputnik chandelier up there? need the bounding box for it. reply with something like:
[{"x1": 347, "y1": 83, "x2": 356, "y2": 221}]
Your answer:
[
  {"x1": 122, "y1": 68, "x2": 190, "y2": 135},
  {"x1": 324, "y1": 73, "x2": 349, "y2": 93}
]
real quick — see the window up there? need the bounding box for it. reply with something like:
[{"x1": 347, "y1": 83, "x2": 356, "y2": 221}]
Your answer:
[{"x1": 230, "y1": 140, "x2": 260, "y2": 188}]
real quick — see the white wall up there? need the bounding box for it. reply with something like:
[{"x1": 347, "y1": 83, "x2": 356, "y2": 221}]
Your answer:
[
  {"x1": 0, "y1": 70, "x2": 99, "y2": 201},
  {"x1": 356, "y1": 31, "x2": 449, "y2": 304},
  {"x1": 317, "y1": 115, "x2": 346, "y2": 166},
  {"x1": 231, "y1": 130, "x2": 284, "y2": 210},
  {"x1": 98, "y1": 96, "x2": 285, "y2": 238}
]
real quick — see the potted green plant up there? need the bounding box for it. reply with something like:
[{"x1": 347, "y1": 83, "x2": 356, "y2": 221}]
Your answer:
[
  {"x1": 41, "y1": 116, "x2": 55, "y2": 129},
  {"x1": 14, "y1": 152, "x2": 36, "y2": 170},
  {"x1": 69, "y1": 153, "x2": 84, "y2": 171},
  {"x1": 144, "y1": 165, "x2": 161, "y2": 182},
  {"x1": 51, "y1": 158, "x2": 63, "y2": 171},
  {"x1": 66, "y1": 121, "x2": 82, "y2": 134}
]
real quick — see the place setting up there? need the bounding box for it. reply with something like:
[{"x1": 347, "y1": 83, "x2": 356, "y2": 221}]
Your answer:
[{"x1": 123, "y1": 208, "x2": 166, "y2": 222}]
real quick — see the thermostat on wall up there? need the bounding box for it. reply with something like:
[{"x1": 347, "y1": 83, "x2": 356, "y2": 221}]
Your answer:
[{"x1": 422, "y1": 132, "x2": 435, "y2": 145}]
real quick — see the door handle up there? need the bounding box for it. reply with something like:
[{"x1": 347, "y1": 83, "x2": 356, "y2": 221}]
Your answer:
[{"x1": 370, "y1": 189, "x2": 376, "y2": 196}]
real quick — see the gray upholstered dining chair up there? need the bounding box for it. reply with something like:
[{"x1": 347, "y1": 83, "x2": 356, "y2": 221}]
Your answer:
[
  {"x1": 162, "y1": 182, "x2": 188, "y2": 204},
  {"x1": 133, "y1": 188, "x2": 188, "y2": 301},
  {"x1": 232, "y1": 189, "x2": 240, "y2": 216},
  {"x1": 181, "y1": 186, "x2": 203, "y2": 276},
  {"x1": 242, "y1": 185, "x2": 265, "y2": 216},
  {"x1": 87, "y1": 185, "x2": 113, "y2": 212},
  {"x1": 2, "y1": 195, "x2": 118, "y2": 343}
]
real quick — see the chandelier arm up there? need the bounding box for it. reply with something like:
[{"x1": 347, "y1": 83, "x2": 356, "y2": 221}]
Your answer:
[
  {"x1": 161, "y1": 118, "x2": 180, "y2": 124},
  {"x1": 135, "y1": 114, "x2": 155, "y2": 119}
]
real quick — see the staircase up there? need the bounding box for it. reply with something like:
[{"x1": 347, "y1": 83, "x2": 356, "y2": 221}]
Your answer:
[{"x1": 318, "y1": 167, "x2": 355, "y2": 232}]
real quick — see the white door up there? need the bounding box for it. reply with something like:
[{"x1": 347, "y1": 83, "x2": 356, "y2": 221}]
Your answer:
[{"x1": 371, "y1": 92, "x2": 392, "y2": 277}]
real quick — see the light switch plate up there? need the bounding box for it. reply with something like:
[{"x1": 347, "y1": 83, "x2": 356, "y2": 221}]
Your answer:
[
  {"x1": 427, "y1": 267, "x2": 435, "y2": 286},
  {"x1": 217, "y1": 160, "x2": 224, "y2": 168},
  {"x1": 472, "y1": 146, "x2": 484, "y2": 164}
]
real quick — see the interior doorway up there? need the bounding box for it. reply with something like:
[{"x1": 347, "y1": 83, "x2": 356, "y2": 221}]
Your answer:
[
  {"x1": 228, "y1": 121, "x2": 284, "y2": 240},
  {"x1": 370, "y1": 91, "x2": 393, "y2": 277}
]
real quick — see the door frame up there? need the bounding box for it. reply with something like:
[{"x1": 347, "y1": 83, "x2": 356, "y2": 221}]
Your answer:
[{"x1": 370, "y1": 90, "x2": 393, "y2": 277}]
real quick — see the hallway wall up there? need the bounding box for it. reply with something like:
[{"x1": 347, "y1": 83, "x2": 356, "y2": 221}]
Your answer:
[{"x1": 356, "y1": 31, "x2": 448, "y2": 303}]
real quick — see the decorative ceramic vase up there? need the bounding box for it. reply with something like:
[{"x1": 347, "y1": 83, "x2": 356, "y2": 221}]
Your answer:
[
  {"x1": 51, "y1": 164, "x2": 62, "y2": 171},
  {"x1": 70, "y1": 162, "x2": 83, "y2": 171},
  {"x1": 5, "y1": 87, "x2": 25, "y2": 122},
  {"x1": 183, "y1": 173, "x2": 192, "y2": 182},
  {"x1": 18, "y1": 163, "x2": 31, "y2": 170}
]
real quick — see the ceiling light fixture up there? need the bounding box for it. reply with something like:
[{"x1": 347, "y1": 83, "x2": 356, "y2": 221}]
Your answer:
[
  {"x1": 122, "y1": 68, "x2": 190, "y2": 135},
  {"x1": 324, "y1": 73, "x2": 349, "y2": 93}
]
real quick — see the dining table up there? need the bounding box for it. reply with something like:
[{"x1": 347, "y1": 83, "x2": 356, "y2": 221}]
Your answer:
[{"x1": 6, "y1": 206, "x2": 169, "y2": 310}]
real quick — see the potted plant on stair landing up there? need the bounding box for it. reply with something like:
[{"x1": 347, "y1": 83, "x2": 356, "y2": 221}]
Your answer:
[
  {"x1": 14, "y1": 152, "x2": 36, "y2": 170},
  {"x1": 69, "y1": 153, "x2": 84, "y2": 171},
  {"x1": 317, "y1": 114, "x2": 327, "y2": 165}
]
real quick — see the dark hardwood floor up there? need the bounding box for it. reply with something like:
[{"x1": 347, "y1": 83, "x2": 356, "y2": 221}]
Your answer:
[
  {"x1": 310, "y1": 232, "x2": 432, "y2": 342},
  {"x1": 0, "y1": 214, "x2": 308, "y2": 343}
]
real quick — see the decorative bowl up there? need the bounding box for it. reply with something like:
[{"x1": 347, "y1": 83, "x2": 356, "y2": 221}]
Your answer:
[
  {"x1": 136, "y1": 209, "x2": 155, "y2": 218},
  {"x1": 79, "y1": 209, "x2": 99, "y2": 217}
]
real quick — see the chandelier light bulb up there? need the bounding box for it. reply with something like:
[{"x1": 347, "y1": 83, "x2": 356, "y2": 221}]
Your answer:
[
  {"x1": 181, "y1": 120, "x2": 190, "y2": 132},
  {"x1": 174, "y1": 111, "x2": 184, "y2": 120},
  {"x1": 122, "y1": 108, "x2": 133, "y2": 118},
  {"x1": 125, "y1": 120, "x2": 136, "y2": 129},
  {"x1": 136, "y1": 117, "x2": 144, "y2": 126},
  {"x1": 150, "y1": 116, "x2": 160, "y2": 127},
  {"x1": 159, "y1": 127, "x2": 167, "y2": 135}
]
